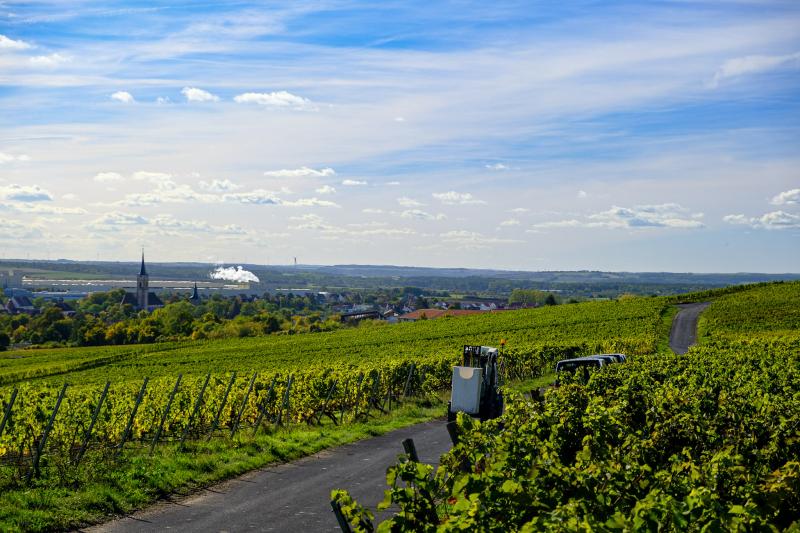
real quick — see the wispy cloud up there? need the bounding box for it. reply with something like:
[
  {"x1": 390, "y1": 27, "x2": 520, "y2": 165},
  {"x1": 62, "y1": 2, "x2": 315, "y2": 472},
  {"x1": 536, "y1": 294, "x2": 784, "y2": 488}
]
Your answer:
[
  {"x1": 342, "y1": 179, "x2": 367, "y2": 186},
  {"x1": 724, "y1": 211, "x2": 800, "y2": 230},
  {"x1": 713, "y1": 51, "x2": 800, "y2": 85},
  {"x1": 400, "y1": 209, "x2": 446, "y2": 221},
  {"x1": 0, "y1": 152, "x2": 31, "y2": 164},
  {"x1": 264, "y1": 167, "x2": 335, "y2": 178},
  {"x1": 199, "y1": 178, "x2": 241, "y2": 192},
  {"x1": 531, "y1": 204, "x2": 704, "y2": 230},
  {"x1": 93, "y1": 171, "x2": 124, "y2": 183},
  {"x1": 397, "y1": 196, "x2": 424, "y2": 207}
]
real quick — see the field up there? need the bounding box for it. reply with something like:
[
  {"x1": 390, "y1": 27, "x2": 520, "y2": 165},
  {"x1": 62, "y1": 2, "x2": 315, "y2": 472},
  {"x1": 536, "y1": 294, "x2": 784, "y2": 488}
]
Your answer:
[
  {"x1": 0, "y1": 296, "x2": 668, "y2": 530},
  {"x1": 335, "y1": 281, "x2": 800, "y2": 530}
]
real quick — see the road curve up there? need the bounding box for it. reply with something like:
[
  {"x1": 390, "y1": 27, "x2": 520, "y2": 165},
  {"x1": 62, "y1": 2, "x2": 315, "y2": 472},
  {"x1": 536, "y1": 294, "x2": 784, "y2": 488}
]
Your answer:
[
  {"x1": 83, "y1": 419, "x2": 451, "y2": 533},
  {"x1": 669, "y1": 302, "x2": 710, "y2": 354}
]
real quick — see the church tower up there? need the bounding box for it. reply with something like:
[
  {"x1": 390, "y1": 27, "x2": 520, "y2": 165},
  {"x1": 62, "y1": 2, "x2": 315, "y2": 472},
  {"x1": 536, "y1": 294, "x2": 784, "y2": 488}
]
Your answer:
[{"x1": 137, "y1": 251, "x2": 149, "y2": 311}]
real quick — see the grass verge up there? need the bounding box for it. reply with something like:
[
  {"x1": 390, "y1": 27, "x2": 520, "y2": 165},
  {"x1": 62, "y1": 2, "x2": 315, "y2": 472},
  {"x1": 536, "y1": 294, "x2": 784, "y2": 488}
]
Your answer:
[
  {"x1": 655, "y1": 304, "x2": 679, "y2": 354},
  {"x1": 0, "y1": 398, "x2": 445, "y2": 532}
]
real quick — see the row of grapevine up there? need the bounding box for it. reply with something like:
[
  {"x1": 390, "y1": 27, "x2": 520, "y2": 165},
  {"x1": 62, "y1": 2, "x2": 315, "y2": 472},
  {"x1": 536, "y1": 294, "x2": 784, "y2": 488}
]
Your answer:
[{"x1": 334, "y1": 283, "x2": 800, "y2": 531}]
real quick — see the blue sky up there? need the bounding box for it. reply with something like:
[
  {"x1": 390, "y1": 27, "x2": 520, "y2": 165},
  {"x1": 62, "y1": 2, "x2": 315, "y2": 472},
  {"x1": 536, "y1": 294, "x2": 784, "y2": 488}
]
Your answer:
[{"x1": 0, "y1": 0, "x2": 798, "y2": 272}]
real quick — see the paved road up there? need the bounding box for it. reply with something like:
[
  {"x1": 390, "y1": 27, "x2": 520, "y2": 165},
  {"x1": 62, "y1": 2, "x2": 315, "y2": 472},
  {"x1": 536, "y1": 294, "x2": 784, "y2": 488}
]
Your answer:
[
  {"x1": 669, "y1": 302, "x2": 710, "y2": 354},
  {"x1": 83, "y1": 419, "x2": 451, "y2": 533}
]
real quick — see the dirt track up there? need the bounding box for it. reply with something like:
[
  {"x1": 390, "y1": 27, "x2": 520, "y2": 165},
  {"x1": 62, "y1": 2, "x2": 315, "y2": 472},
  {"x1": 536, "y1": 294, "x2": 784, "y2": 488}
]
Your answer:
[
  {"x1": 669, "y1": 302, "x2": 710, "y2": 354},
  {"x1": 83, "y1": 419, "x2": 450, "y2": 533}
]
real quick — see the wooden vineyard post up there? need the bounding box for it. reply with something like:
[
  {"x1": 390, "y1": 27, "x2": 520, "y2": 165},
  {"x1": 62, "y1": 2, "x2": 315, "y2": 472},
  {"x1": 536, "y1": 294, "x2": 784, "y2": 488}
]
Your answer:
[
  {"x1": 252, "y1": 375, "x2": 277, "y2": 436},
  {"x1": 402, "y1": 363, "x2": 415, "y2": 399},
  {"x1": 75, "y1": 381, "x2": 110, "y2": 466},
  {"x1": 0, "y1": 388, "x2": 18, "y2": 440},
  {"x1": 150, "y1": 374, "x2": 182, "y2": 455},
  {"x1": 352, "y1": 373, "x2": 365, "y2": 419},
  {"x1": 116, "y1": 377, "x2": 148, "y2": 458},
  {"x1": 275, "y1": 374, "x2": 293, "y2": 426},
  {"x1": 207, "y1": 371, "x2": 236, "y2": 440},
  {"x1": 27, "y1": 383, "x2": 68, "y2": 483},
  {"x1": 179, "y1": 373, "x2": 211, "y2": 450},
  {"x1": 314, "y1": 380, "x2": 337, "y2": 425},
  {"x1": 230, "y1": 372, "x2": 257, "y2": 438},
  {"x1": 339, "y1": 379, "x2": 349, "y2": 423},
  {"x1": 402, "y1": 437, "x2": 419, "y2": 462}
]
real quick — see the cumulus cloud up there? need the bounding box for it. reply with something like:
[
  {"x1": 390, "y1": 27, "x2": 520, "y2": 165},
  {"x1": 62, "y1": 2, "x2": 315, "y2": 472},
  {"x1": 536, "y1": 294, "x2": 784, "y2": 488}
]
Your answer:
[
  {"x1": 263, "y1": 167, "x2": 335, "y2": 178},
  {"x1": 400, "y1": 209, "x2": 446, "y2": 221},
  {"x1": 316, "y1": 185, "x2": 336, "y2": 194},
  {"x1": 151, "y1": 215, "x2": 246, "y2": 235},
  {"x1": 0, "y1": 152, "x2": 31, "y2": 164},
  {"x1": 433, "y1": 191, "x2": 486, "y2": 205},
  {"x1": 723, "y1": 211, "x2": 800, "y2": 230},
  {"x1": 223, "y1": 189, "x2": 281, "y2": 205},
  {"x1": 531, "y1": 203, "x2": 704, "y2": 230},
  {"x1": 398, "y1": 197, "x2": 424, "y2": 207},
  {"x1": 182, "y1": 87, "x2": 219, "y2": 102},
  {"x1": 0, "y1": 184, "x2": 53, "y2": 202},
  {"x1": 342, "y1": 179, "x2": 367, "y2": 186},
  {"x1": 234, "y1": 91, "x2": 312, "y2": 109},
  {"x1": 93, "y1": 171, "x2": 124, "y2": 183},
  {"x1": 90, "y1": 212, "x2": 148, "y2": 229},
  {"x1": 0, "y1": 35, "x2": 31, "y2": 50},
  {"x1": 713, "y1": 52, "x2": 800, "y2": 85},
  {"x1": 485, "y1": 163, "x2": 508, "y2": 170},
  {"x1": 282, "y1": 197, "x2": 340, "y2": 208},
  {"x1": 771, "y1": 188, "x2": 800, "y2": 206},
  {"x1": 0, "y1": 218, "x2": 42, "y2": 240},
  {"x1": 110, "y1": 91, "x2": 134, "y2": 103},
  {"x1": 210, "y1": 266, "x2": 260, "y2": 283},
  {"x1": 199, "y1": 178, "x2": 241, "y2": 192},
  {"x1": 0, "y1": 203, "x2": 85, "y2": 215},
  {"x1": 499, "y1": 218, "x2": 520, "y2": 227}
]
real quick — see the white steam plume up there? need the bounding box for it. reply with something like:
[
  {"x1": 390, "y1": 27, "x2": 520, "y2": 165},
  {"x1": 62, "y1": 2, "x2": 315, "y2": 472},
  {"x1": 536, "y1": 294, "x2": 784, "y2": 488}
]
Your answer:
[{"x1": 209, "y1": 266, "x2": 260, "y2": 283}]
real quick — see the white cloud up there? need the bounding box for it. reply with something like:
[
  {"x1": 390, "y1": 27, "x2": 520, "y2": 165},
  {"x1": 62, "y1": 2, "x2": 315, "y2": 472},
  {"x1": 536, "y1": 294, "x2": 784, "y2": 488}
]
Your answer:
[
  {"x1": 223, "y1": 189, "x2": 281, "y2": 205},
  {"x1": 263, "y1": 167, "x2": 335, "y2": 178},
  {"x1": 29, "y1": 53, "x2": 70, "y2": 67},
  {"x1": 342, "y1": 179, "x2": 367, "y2": 186},
  {"x1": 386, "y1": 181, "x2": 401, "y2": 186},
  {"x1": 531, "y1": 203, "x2": 704, "y2": 230},
  {"x1": 0, "y1": 35, "x2": 31, "y2": 50},
  {"x1": 714, "y1": 51, "x2": 800, "y2": 85},
  {"x1": 210, "y1": 266, "x2": 260, "y2": 283},
  {"x1": 156, "y1": 96, "x2": 171, "y2": 104},
  {"x1": 110, "y1": 91, "x2": 134, "y2": 103},
  {"x1": 181, "y1": 87, "x2": 219, "y2": 102},
  {"x1": 0, "y1": 202, "x2": 85, "y2": 215},
  {"x1": 316, "y1": 185, "x2": 336, "y2": 194},
  {"x1": 394, "y1": 117, "x2": 406, "y2": 122},
  {"x1": 90, "y1": 212, "x2": 148, "y2": 229},
  {"x1": 362, "y1": 208, "x2": 383, "y2": 214},
  {"x1": 771, "y1": 188, "x2": 800, "y2": 206},
  {"x1": 0, "y1": 184, "x2": 53, "y2": 202},
  {"x1": 499, "y1": 218, "x2": 520, "y2": 227},
  {"x1": 577, "y1": 190, "x2": 588, "y2": 198},
  {"x1": 93, "y1": 171, "x2": 124, "y2": 183},
  {"x1": 511, "y1": 207, "x2": 529, "y2": 213},
  {"x1": 723, "y1": 211, "x2": 800, "y2": 230},
  {"x1": 433, "y1": 191, "x2": 486, "y2": 205},
  {"x1": 151, "y1": 214, "x2": 246, "y2": 235},
  {"x1": 132, "y1": 171, "x2": 176, "y2": 188},
  {"x1": 485, "y1": 163, "x2": 508, "y2": 170},
  {"x1": 199, "y1": 178, "x2": 241, "y2": 192},
  {"x1": 0, "y1": 152, "x2": 31, "y2": 164},
  {"x1": 398, "y1": 196, "x2": 424, "y2": 207},
  {"x1": 234, "y1": 91, "x2": 312, "y2": 109},
  {"x1": 0, "y1": 218, "x2": 42, "y2": 240},
  {"x1": 282, "y1": 197, "x2": 340, "y2": 208},
  {"x1": 400, "y1": 209, "x2": 446, "y2": 221}
]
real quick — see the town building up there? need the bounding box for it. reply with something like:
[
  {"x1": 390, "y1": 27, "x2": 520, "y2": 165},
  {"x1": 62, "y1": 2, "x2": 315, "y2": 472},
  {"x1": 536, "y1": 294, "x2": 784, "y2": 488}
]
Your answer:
[{"x1": 120, "y1": 253, "x2": 164, "y2": 312}]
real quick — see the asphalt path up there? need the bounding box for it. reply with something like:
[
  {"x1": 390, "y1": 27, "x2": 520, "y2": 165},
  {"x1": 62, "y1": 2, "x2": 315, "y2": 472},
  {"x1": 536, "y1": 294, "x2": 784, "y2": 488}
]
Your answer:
[
  {"x1": 83, "y1": 419, "x2": 451, "y2": 533},
  {"x1": 669, "y1": 302, "x2": 710, "y2": 354}
]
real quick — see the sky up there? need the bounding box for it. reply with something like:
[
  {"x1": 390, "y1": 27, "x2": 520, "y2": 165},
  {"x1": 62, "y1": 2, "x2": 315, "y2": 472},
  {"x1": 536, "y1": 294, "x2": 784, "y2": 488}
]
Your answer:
[{"x1": 0, "y1": 0, "x2": 798, "y2": 272}]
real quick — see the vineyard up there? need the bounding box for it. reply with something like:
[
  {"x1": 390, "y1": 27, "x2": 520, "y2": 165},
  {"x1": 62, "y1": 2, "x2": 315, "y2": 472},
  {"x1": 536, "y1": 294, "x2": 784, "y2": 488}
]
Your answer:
[
  {"x1": 0, "y1": 296, "x2": 668, "y2": 529},
  {"x1": 334, "y1": 281, "x2": 800, "y2": 531}
]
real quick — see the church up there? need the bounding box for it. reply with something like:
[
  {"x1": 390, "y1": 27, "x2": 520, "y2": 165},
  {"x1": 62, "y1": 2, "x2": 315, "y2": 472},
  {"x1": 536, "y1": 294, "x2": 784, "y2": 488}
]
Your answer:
[{"x1": 121, "y1": 253, "x2": 165, "y2": 312}]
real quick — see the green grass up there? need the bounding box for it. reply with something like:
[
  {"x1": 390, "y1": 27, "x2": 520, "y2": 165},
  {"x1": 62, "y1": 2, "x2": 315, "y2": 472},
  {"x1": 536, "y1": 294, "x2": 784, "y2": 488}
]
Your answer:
[
  {"x1": 0, "y1": 397, "x2": 445, "y2": 532},
  {"x1": 656, "y1": 304, "x2": 680, "y2": 354}
]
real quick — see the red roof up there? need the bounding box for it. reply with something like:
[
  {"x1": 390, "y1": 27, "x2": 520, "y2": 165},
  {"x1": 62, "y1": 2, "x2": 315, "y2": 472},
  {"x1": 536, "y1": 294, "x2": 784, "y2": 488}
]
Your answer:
[{"x1": 398, "y1": 308, "x2": 488, "y2": 320}]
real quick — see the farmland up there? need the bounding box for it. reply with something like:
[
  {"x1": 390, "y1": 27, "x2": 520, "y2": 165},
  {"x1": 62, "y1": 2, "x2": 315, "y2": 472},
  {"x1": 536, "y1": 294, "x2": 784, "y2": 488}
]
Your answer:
[{"x1": 335, "y1": 281, "x2": 800, "y2": 530}]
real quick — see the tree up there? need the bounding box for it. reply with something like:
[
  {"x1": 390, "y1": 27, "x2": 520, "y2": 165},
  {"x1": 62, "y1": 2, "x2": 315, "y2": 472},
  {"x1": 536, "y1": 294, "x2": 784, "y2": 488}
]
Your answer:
[{"x1": 544, "y1": 294, "x2": 558, "y2": 306}]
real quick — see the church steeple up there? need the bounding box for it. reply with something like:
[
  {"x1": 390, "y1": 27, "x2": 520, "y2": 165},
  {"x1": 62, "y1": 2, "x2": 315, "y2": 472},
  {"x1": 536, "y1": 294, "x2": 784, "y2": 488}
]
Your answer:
[
  {"x1": 137, "y1": 250, "x2": 149, "y2": 311},
  {"x1": 190, "y1": 282, "x2": 200, "y2": 303}
]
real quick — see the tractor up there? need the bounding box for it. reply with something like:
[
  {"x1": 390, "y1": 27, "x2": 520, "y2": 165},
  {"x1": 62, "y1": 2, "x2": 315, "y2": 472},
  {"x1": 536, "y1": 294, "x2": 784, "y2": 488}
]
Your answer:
[{"x1": 447, "y1": 344, "x2": 504, "y2": 422}]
